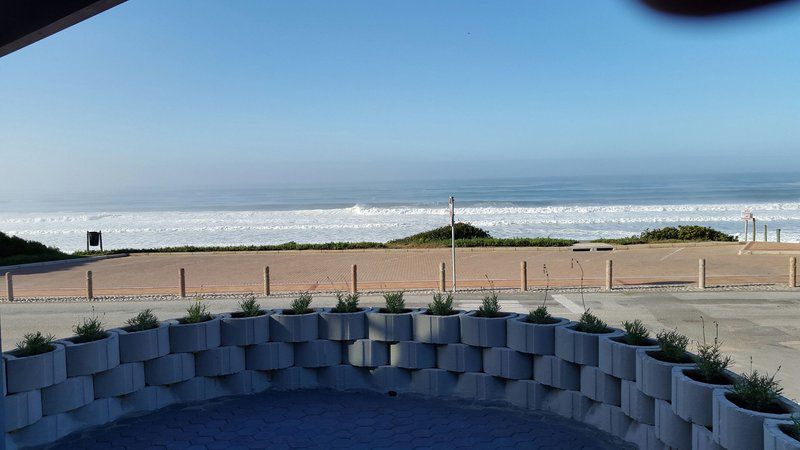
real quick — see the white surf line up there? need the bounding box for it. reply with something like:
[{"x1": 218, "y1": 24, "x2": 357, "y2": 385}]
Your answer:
[
  {"x1": 550, "y1": 294, "x2": 584, "y2": 314},
  {"x1": 659, "y1": 247, "x2": 685, "y2": 261}
]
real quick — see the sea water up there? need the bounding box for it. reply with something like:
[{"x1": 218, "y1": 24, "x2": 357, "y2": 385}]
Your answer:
[{"x1": 2, "y1": 173, "x2": 799, "y2": 252}]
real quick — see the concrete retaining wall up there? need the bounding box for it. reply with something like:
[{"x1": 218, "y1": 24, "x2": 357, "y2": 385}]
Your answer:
[{"x1": 3, "y1": 309, "x2": 799, "y2": 449}]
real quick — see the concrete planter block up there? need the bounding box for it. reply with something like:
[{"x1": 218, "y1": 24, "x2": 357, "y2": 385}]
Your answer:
[
  {"x1": 220, "y1": 311, "x2": 270, "y2": 346},
  {"x1": 60, "y1": 332, "x2": 120, "y2": 377},
  {"x1": 345, "y1": 339, "x2": 388, "y2": 367},
  {"x1": 459, "y1": 311, "x2": 516, "y2": 347},
  {"x1": 693, "y1": 424, "x2": 724, "y2": 450},
  {"x1": 598, "y1": 335, "x2": 658, "y2": 381},
  {"x1": 121, "y1": 385, "x2": 176, "y2": 413},
  {"x1": 172, "y1": 377, "x2": 213, "y2": 403},
  {"x1": 764, "y1": 419, "x2": 800, "y2": 450},
  {"x1": 270, "y1": 310, "x2": 319, "y2": 342},
  {"x1": 272, "y1": 366, "x2": 318, "y2": 390},
  {"x1": 319, "y1": 308, "x2": 370, "y2": 341},
  {"x1": 671, "y1": 366, "x2": 734, "y2": 428},
  {"x1": 167, "y1": 317, "x2": 221, "y2": 353},
  {"x1": 245, "y1": 341, "x2": 294, "y2": 370},
  {"x1": 294, "y1": 339, "x2": 341, "y2": 367},
  {"x1": 507, "y1": 316, "x2": 570, "y2": 356},
  {"x1": 411, "y1": 368, "x2": 458, "y2": 396},
  {"x1": 413, "y1": 310, "x2": 463, "y2": 344},
  {"x1": 713, "y1": 388, "x2": 797, "y2": 450},
  {"x1": 436, "y1": 343, "x2": 482, "y2": 373},
  {"x1": 555, "y1": 324, "x2": 623, "y2": 367},
  {"x1": 636, "y1": 348, "x2": 695, "y2": 401},
  {"x1": 111, "y1": 322, "x2": 170, "y2": 363},
  {"x1": 41, "y1": 375, "x2": 94, "y2": 415},
  {"x1": 655, "y1": 398, "x2": 692, "y2": 450},
  {"x1": 195, "y1": 345, "x2": 246, "y2": 376},
  {"x1": 533, "y1": 355, "x2": 580, "y2": 390},
  {"x1": 144, "y1": 352, "x2": 195, "y2": 386},
  {"x1": 482, "y1": 347, "x2": 532, "y2": 380},
  {"x1": 6, "y1": 412, "x2": 76, "y2": 448},
  {"x1": 221, "y1": 370, "x2": 271, "y2": 395},
  {"x1": 69, "y1": 396, "x2": 124, "y2": 428},
  {"x1": 453, "y1": 372, "x2": 505, "y2": 401},
  {"x1": 389, "y1": 341, "x2": 436, "y2": 369},
  {"x1": 582, "y1": 403, "x2": 630, "y2": 436},
  {"x1": 370, "y1": 365, "x2": 411, "y2": 392},
  {"x1": 367, "y1": 309, "x2": 415, "y2": 342},
  {"x1": 542, "y1": 389, "x2": 593, "y2": 421},
  {"x1": 318, "y1": 365, "x2": 373, "y2": 391},
  {"x1": 3, "y1": 343, "x2": 66, "y2": 394},
  {"x1": 580, "y1": 365, "x2": 621, "y2": 406},
  {"x1": 93, "y1": 362, "x2": 145, "y2": 398},
  {"x1": 4, "y1": 389, "x2": 42, "y2": 432},
  {"x1": 621, "y1": 379, "x2": 655, "y2": 425},
  {"x1": 505, "y1": 379, "x2": 548, "y2": 410},
  {"x1": 623, "y1": 422, "x2": 664, "y2": 450}
]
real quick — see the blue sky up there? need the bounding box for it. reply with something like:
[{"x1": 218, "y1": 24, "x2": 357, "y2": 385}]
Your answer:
[{"x1": 1, "y1": 0, "x2": 799, "y2": 194}]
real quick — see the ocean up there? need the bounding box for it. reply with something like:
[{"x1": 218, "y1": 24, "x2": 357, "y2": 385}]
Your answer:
[{"x1": 2, "y1": 173, "x2": 800, "y2": 252}]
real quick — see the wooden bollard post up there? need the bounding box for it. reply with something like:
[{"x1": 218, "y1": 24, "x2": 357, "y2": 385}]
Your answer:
[
  {"x1": 438, "y1": 262, "x2": 446, "y2": 292},
  {"x1": 764, "y1": 224, "x2": 768, "y2": 242},
  {"x1": 179, "y1": 268, "x2": 186, "y2": 298},
  {"x1": 752, "y1": 218, "x2": 756, "y2": 242},
  {"x1": 777, "y1": 229, "x2": 781, "y2": 243},
  {"x1": 605, "y1": 260, "x2": 613, "y2": 291},
  {"x1": 351, "y1": 264, "x2": 357, "y2": 294},
  {"x1": 263, "y1": 266, "x2": 271, "y2": 296},
  {"x1": 698, "y1": 258, "x2": 706, "y2": 289},
  {"x1": 790, "y1": 257, "x2": 797, "y2": 288},
  {"x1": 5, "y1": 272, "x2": 13, "y2": 302},
  {"x1": 520, "y1": 261, "x2": 528, "y2": 292},
  {"x1": 86, "y1": 270, "x2": 94, "y2": 300}
]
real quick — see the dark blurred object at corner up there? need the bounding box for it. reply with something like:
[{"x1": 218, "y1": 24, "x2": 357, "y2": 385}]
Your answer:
[{"x1": 640, "y1": 0, "x2": 796, "y2": 16}]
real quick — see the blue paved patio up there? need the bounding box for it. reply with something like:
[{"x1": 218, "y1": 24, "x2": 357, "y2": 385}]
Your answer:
[{"x1": 49, "y1": 390, "x2": 632, "y2": 449}]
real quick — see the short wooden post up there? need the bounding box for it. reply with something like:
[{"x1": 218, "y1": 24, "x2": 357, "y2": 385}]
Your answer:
[
  {"x1": 764, "y1": 224, "x2": 768, "y2": 242},
  {"x1": 351, "y1": 264, "x2": 357, "y2": 294},
  {"x1": 698, "y1": 258, "x2": 706, "y2": 289},
  {"x1": 438, "y1": 262, "x2": 446, "y2": 292},
  {"x1": 752, "y1": 218, "x2": 756, "y2": 242},
  {"x1": 790, "y1": 257, "x2": 797, "y2": 288},
  {"x1": 86, "y1": 270, "x2": 94, "y2": 300},
  {"x1": 520, "y1": 261, "x2": 528, "y2": 292},
  {"x1": 605, "y1": 260, "x2": 613, "y2": 291},
  {"x1": 5, "y1": 272, "x2": 13, "y2": 302},
  {"x1": 179, "y1": 268, "x2": 186, "y2": 298},
  {"x1": 777, "y1": 229, "x2": 781, "y2": 243},
  {"x1": 263, "y1": 266, "x2": 271, "y2": 296}
]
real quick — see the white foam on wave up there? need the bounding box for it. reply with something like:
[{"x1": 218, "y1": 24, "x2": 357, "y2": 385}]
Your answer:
[{"x1": 2, "y1": 201, "x2": 799, "y2": 251}]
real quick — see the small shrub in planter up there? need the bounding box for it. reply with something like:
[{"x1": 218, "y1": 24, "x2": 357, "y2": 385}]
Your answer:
[
  {"x1": 783, "y1": 416, "x2": 800, "y2": 442},
  {"x1": 653, "y1": 328, "x2": 693, "y2": 363},
  {"x1": 475, "y1": 291, "x2": 503, "y2": 318},
  {"x1": 507, "y1": 305, "x2": 569, "y2": 356},
  {"x1": 271, "y1": 293, "x2": 318, "y2": 342},
  {"x1": 414, "y1": 293, "x2": 462, "y2": 344},
  {"x1": 169, "y1": 300, "x2": 221, "y2": 352},
  {"x1": 61, "y1": 313, "x2": 120, "y2": 376},
  {"x1": 635, "y1": 328, "x2": 694, "y2": 401},
  {"x1": 319, "y1": 292, "x2": 369, "y2": 341},
  {"x1": 460, "y1": 291, "x2": 515, "y2": 347},
  {"x1": 574, "y1": 310, "x2": 610, "y2": 334},
  {"x1": 713, "y1": 364, "x2": 796, "y2": 450},
  {"x1": 4, "y1": 331, "x2": 66, "y2": 393},
  {"x1": 526, "y1": 306, "x2": 558, "y2": 325},
  {"x1": 73, "y1": 315, "x2": 109, "y2": 343},
  {"x1": 555, "y1": 309, "x2": 621, "y2": 366},
  {"x1": 598, "y1": 319, "x2": 658, "y2": 380},
  {"x1": 114, "y1": 309, "x2": 170, "y2": 363},
  {"x1": 221, "y1": 296, "x2": 270, "y2": 346},
  {"x1": 367, "y1": 291, "x2": 415, "y2": 341}
]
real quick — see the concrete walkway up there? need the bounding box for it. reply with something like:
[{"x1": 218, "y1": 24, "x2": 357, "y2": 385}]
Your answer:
[{"x1": 49, "y1": 389, "x2": 631, "y2": 449}]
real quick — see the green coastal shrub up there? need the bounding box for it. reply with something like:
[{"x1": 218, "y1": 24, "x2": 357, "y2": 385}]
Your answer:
[
  {"x1": 73, "y1": 316, "x2": 107, "y2": 343},
  {"x1": 575, "y1": 310, "x2": 608, "y2": 333},
  {"x1": 383, "y1": 291, "x2": 406, "y2": 314},
  {"x1": 388, "y1": 223, "x2": 490, "y2": 245},
  {"x1": 428, "y1": 292, "x2": 455, "y2": 316},
  {"x1": 15, "y1": 331, "x2": 56, "y2": 357},
  {"x1": 593, "y1": 225, "x2": 736, "y2": 245},
  {"x1": 332, "y1": 292, "x2": 360, "y2": 313},
  {"x1": 0, "y1": 231, "x2": 72, "y2": 265},
  {"x1": 622, "y1": 319, "x2": 650, "y2": 345},
  {"x1": 126, "y1": 309, "x2": 160, "y2": 331},
  {"x1": 288, "y1": 293, "x2": 313, "y2": 315},
  {"x1": 655, "y1": 329, "x2": 690, "y2": 363}
]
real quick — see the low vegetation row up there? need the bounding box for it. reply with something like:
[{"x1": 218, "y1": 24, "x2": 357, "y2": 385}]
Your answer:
[{"x1": 1, "y1": 224, "x2": 737, "y2": 266}]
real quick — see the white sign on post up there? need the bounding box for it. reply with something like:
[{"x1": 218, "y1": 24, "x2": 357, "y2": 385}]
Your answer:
[{"x1": 742, "y1": 210, "x2": 753, "y2": 221}]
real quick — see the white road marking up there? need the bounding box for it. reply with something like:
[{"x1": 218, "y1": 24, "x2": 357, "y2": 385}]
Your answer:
[
  {"x1": 660, "y1": 247, "x2": 685, "y2": 261},
  {"x1": 550, "y1": 294, "x2": 584, "y2": 314}
]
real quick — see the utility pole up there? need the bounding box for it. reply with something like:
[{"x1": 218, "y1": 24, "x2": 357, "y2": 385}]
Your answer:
[{"x1": 449, "y1": 196, "x2": 456, "y2": 293}]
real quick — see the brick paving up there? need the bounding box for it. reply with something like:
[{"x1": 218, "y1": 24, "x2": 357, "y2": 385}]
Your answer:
[{"x1": 49, "y1": 389, "x2": 631, "y2": 449}]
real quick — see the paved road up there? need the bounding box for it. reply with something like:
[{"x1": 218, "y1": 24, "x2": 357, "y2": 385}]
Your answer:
[
  {"x1": 2, "y1": 243, "x2": 797, "y2": 297},
  {"x1": 50, "y1": 389, "x2": 631, "y2": 449},
  {"x1": 2, "y1": 290, "x2": 798, "y2": 400}
]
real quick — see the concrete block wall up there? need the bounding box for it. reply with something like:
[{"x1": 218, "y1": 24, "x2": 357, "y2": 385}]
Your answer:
[{"x1": 4, "y1": 309, "x2": 799, "y2": 449}]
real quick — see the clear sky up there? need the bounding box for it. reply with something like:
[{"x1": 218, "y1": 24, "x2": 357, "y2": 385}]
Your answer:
[{"x1": 1, "y1": 0, "x2": 799, "y2": 195}]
